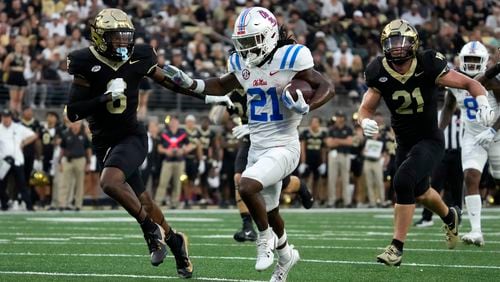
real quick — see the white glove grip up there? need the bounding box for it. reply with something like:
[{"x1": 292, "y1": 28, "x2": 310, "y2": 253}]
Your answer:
[
  {"x1": 476, "y1": 94, "x2": 489, "y2": 107},
  {"x1": 193, "y1": 79, "x2": 205, "y2": 94}
]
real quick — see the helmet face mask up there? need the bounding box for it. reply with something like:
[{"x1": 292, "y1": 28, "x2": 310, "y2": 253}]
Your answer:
[
  {"x1": 91, "y1": 9, "x2": 135, "y2": 62},
  {"x1": 458, "y1": 41, "x2": 489, "y2": 77},
  {"x1": 232, "y1": 7, "x2": 279, "y2": 67}
]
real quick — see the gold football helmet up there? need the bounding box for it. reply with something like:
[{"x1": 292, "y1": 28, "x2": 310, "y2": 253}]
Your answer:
[
  {"x1": 380, "y1": 19, "x2": 419, "y2": 64},
  {"x1": 91, "y1": 8, "x2": 135, "y2": 61},
  {"x1": 29, "y1": 170, "x2": 50, "y2": 187}
]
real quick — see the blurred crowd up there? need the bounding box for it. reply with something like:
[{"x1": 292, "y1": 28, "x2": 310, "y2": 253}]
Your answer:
[{"x1": 0, "y1": 0, "x2": 499, "y2": 210}]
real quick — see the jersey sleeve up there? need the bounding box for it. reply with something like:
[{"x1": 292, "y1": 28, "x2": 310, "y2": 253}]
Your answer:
[
  {"x1": 279, "y1": 44, "x2": 314, "y2": 72},
  {"x1": 422, "y1": 50, "x2": 450, "y2": 84},
  {"x1": 67, "y1": 50, "x2": 89, "y2": 80},
  {"x1": 364, "y1": 58, "x2": 383, "y2": 91},
  {"x1": 227, "y1": 52, "x2": 243, "y2": 73},
  {"x1": 133, "y1": 44, "x2": 158, "y2": 76}
]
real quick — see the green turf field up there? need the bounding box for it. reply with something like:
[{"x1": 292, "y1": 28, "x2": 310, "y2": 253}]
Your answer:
[{"x1": 0, "y1": 208, "x2": 500, "y2": 281}]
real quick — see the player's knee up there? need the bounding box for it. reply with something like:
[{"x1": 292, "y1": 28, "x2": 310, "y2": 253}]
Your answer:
[
  {"x1": 267, "y1": 207, "x2": 278, "y2": 218},
  {"x1": 239, "y1": 177, "x2": 261, "y2": 199},
  {"x1": 464, "y1": 169, "x2": 481, "y2": 193},
  {"x1": 393, "y1": 170, "x2": 416, "y2": 204},
  {"x1": 100, "y1": 171, "x2": 123, "y2": 195}
]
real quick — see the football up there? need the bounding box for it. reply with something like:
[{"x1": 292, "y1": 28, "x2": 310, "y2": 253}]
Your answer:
[{"x1": 283, "y1": 79, "x2": 314, "y2": 103}]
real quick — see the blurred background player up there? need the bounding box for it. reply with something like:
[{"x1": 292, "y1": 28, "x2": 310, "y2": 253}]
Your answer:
[{"x1": 166, "y1": 7, "x2": 333, "y2": 281}]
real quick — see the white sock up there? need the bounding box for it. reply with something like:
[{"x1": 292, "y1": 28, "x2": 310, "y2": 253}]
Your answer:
[
  {"x1": 259, "y1": 226, "x2": 271, "y2": 239},
  {"x1": 277, "y1": 230, "x2": 287, "y2": 247},
  {"x1": 465, "y1": 195, "x2": 482, "y2": 233},
  {"x1": 277, "y1": 243, "x2": 291, "y2": 264}
]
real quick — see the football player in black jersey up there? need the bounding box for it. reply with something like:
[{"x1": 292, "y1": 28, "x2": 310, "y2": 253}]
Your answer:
[
  {"x1": 358, "y1": 19, "x2": 495, "y2": 266},
  {"x1": 63, "y1": 8, "x2": 239, "y2": 278}
]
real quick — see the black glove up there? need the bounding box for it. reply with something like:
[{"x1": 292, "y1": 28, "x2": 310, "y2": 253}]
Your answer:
[{"x1": 3, "y1": 156, "x2": 14, "y2": 165}]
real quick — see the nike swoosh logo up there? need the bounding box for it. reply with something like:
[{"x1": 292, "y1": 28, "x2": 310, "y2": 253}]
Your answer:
[
  {"x1": 269, "y1": 71, "x2": 279, "y2": 76},
  {"x1": 245, "y1": 231, "x2": 252, "y2": 236},
  {"x1": 129, "y1": 60, "x2": 140, "y2": 64},
  {"x1": 415, "y1": 71, "x2": 424, "y2": 77}
]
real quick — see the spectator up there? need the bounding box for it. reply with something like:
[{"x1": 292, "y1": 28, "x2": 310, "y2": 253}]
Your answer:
[
  {"x1": 58, "y1": 120, "x2": 91, "y2": 211},
  {"x1": 333, "y1": 41, "x2": 353, "y2": 68},
  {"x1": 155, "y1": 116, "x2": 190, "y2": 209},
  {"x1": 401, "y1": 3, "x2": 426, "y2": 27},
  {"x1": 44, "y1": 13, "x2": 66, "y2": 38},
  {"x1": 0, "y1": 109, "x2": 37, "y2": 211},
  {"x1": 326, "y1": 111, "x2": 354, "y2": 208},
  {"x1": 320, "y1": 0, "x2": 345, "y2": 19},
  {"x1": 485, "y1": 5, "x2": 500, "y2": 31},
  {"x1": 3, "y1": 41, "x2": 28, "y2": 114},
  {"x1": 363, "y1": 131, "x2": 385, "y2": 207}
]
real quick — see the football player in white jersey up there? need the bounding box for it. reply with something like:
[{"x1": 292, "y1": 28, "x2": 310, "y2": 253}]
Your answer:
[
  {"x1": 440, "y1": 41, "x2": 500, "y2": 246},
  {"x1": 165, "y1": 7, "x2": 334, "y2": 281}
]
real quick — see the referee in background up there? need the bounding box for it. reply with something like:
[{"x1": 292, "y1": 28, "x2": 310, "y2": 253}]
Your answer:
[{"x1": 415, "y1": 109, "x2": 464, "y2": 227}]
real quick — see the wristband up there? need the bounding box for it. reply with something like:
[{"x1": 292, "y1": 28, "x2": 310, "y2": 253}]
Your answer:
[{"x1": 193, "y1": 79, "x2": 205, "y2": 94}]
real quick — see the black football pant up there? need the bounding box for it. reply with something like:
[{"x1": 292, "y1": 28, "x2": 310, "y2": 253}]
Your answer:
[
  {"x1": 0, "y1": 165, "x2": 33, "y2": 210},
  {"x1": 421, "y1": 149, "x2": 463, "y2": 221}
]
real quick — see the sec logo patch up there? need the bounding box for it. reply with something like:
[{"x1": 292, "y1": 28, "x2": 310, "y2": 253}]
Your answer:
[{"x1": 242, "y1": 69, "x2": 250, "y2": 80}]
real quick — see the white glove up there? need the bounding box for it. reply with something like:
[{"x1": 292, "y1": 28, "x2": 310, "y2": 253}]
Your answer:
[
  {"x1": 198, "y1": 160, "x2": 206, "y2": 174},
  {"x1": 476, "y1": 95, "x2": 495, "y2": 127},
  {"x1": 232, "y1": 124, "x2": 250, "y2": 139},
  {"x1": 298, "y1": 163, "x2": 308, "y2": 175},
  {"x1": 361, "y1": 118, "x2": 379, "y2": 137},
  {"x1": 105, "y1": 78, "x2": 126, "y2": 101},
  {"x1": 163, "y1": 65, "x2": 193, "y2": 88},
  {"x1": 282, "y1": 89, "x2": 309, "y2": 115},
  {"x1": 33, "y1": 159, "x2": 43, "y2": 171},
  {"x1": 318, "y1": 163, "x2": 327, "y2": 176},
  {"x1": 474, "y1": 127, "x2": 496, "y2": 147},
  {"x1": 205, "y1": 95, "x2": 234, "y2": 109}
]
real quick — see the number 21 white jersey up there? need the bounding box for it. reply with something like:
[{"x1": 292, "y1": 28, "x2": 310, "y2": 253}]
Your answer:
[{"x1": 227, "y1": 44, "x2": 314, "y2": 149}]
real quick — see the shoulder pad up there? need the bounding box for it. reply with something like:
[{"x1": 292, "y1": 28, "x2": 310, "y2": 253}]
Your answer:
[
  {"x1": 364, "y1": 57, "x2": 384, "y2": 87},
  {"x1": 277, "y1": 44, "x2": 313, "y2": 71},
  {"x1": 227, "y1": 52, "x2": 243, "y2": 73},
  {"x1": 67, "y1": 48, "x2": 92, "y2": 76}
]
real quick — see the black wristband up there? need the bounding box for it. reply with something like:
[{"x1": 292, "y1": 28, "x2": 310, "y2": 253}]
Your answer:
[{"x1": 485, "y1": 63, "x2": 500, "y2": 79}]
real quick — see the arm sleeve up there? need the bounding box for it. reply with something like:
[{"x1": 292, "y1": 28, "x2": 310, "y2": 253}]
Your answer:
[{"x1": 66, "y1": 83, "x2": 108, "y2": 122}]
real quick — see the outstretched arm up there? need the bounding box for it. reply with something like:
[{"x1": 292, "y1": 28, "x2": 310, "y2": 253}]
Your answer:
[{"x1": 293, "y1": 68, "x2": 335, "y2": 111}]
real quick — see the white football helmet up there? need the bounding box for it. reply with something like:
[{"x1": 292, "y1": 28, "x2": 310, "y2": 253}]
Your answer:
[
  {"x1": 232, "y1": 7, "x2": 279, "y2": 67},
  {"x1": 459, "y1": 41, "x2": 489, "y2": 77}
]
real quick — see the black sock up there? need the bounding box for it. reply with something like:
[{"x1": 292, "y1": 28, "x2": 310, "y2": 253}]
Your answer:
[
  {"x1": 441, "y1": 208, "x2": 455, "y2": 229},
  {"x1": 241, "y1": 213, "x2": 253, "y2": 229},
  {"x1": 140, "y1": 217, "x2": 157, "y2": 234},
  {"x1": 165, "y1": 228, "x2": 180, "y2": 250},
  {"x1": 391, "y1": 238, "x2": 404, "y2": 252}
]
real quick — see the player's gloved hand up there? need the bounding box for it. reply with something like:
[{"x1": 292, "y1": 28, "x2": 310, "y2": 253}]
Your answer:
[
  {"x1": 105, "y1": 78, "x2": 126, "y2": 101},
  {"x1": 232, "y1": 124, "x2": 250, "y2": 139},
  {"x1": 318, "y1": 163, "x2": 327, "y2": 176},
  {"x1": 163, "y1": 65, "x2": 193, "y2": 88},
  {"x1": 298, "y1": 163, "x2": 308, "y2": 175},
  {"x1": 474, "y1": 127, "x2": 496, "y2": 147},
  {"x1": 361, "y1": 118, "x2": 379, "y2": 137},
  {"x1": 476, "y1": 94, "x2": 495, "y2": 127},
  {"x1": 205, "y1": 95, "x2": 234, "y2": 109},
  {"x1": 198, "y1": 159, "x2": 206, "y2": 174},
  {"x1": 282, "y1": 89, "x2": 310, "y2": 115}
]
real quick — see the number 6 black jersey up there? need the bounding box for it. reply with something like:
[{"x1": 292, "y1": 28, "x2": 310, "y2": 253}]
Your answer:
[
  {"x1": 67, "y1": 44, "x2": 157, "y2": 148},
  {"x1": 365, "y1": 50, "x2": 449, "y2": 146}
]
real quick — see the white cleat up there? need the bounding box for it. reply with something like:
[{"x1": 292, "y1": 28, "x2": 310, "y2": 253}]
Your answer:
[
  {"x1": 255, "y1": 231, "x2": 277, "y2": 271},
  {"x1": 270, "y1": 246, "x2": 300, "y2": 282},
  {"x1": 462, "y1": 231, "x2": 484, "y2": 247}
]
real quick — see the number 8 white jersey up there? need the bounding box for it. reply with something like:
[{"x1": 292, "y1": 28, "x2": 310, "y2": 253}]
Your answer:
[
  {"x1": 227, "y1": 44, "x2": 314, "y2": 149},
  {"x1": 448, "y1": 88, "x2": 499, "y2": 135}
]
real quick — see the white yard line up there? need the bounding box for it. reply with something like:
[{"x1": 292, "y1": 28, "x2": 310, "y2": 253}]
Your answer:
[
  {"x1": 0, "y1": 270, "x2": 264, "y2": 282},
  {"x1": 0, "y1": 252, "x2": 499, "y2": 270}
]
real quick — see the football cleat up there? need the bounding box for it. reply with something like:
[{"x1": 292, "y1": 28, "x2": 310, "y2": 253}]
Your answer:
[
  {"x1": 376, "y1": 245, "x2": 402, "y2": 266},
  {"x1": 255, "y1": 231, "x2": 278, "y2": 271},
  {"x1": 234, "y1": 227, "x2": 257, "y2": 242},
  {"x1": 414, "y1": 218, "x2": 434, "y2": 228},
  {"x1": 270, "y1": 246, "x2": 300, "y2": 282},
  {"x1": 442, "y1": 206, "x2": 461, "y2": 249},
  {"x1": 143, "y1": 223, "x2": 167, "y2": 266},
  {"x1": 297, "y1": 184, "x2": 314, "y2": 209},
  {"x1": 170, "y1": 231, "x2": 193, "y2": 279},
  {"x1": 462, "y1": 231, "x2": 484, "y2": 247}
]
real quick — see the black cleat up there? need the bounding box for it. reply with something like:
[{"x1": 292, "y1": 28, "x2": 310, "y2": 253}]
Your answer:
[
  {"x1": 171, "y1": 231, "x2": 193, "y2": 279},
  {"x1": 297, "y1": 182, "x2": 314, "y2": 209},
  {"x1": 233, "y1": 227, "x2": 257, "y2": 242},
  {"x1": 144, "y1": 224, "x2": 167, "y2": 266}
]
